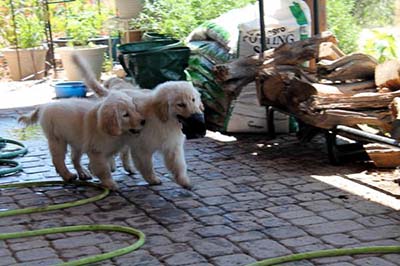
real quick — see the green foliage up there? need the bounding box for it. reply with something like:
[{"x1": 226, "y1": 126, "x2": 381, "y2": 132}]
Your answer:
[
  {"x1": 352, "y1": 0, "x2": 394, "y2": 28},
  {"x1": 102, "y1": 54, "x2": 113, "y2": 73},
  {"x1": 327, "y1": 0, "x2": 361, "y2": 54},
  {"x1": 361, "y1": 30, "x2": 398, "y2": 63},
  {"x1": 327, "y1": 0, "x2": 395, "y2": 54},
  {"x1": 49, "y1": 0, "x2": 112, "y2": 46},
  {"x1": 15, "y1": 14, "x2": 45, "y2": 48},
  {"x1": 0, "y1": 0, "x2": 45, "y2": 48},
  {"x1": 131, "y1": 0, "x2": 256, "y2": 40}
]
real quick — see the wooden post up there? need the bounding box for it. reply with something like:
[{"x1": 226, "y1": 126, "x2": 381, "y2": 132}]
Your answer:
[
  {"x1": 318, "y1": 0, "x2": 327, "y2": 32},
  {"x1": 396, "y1": 0, "x2": 400, "y2": 27},
  {"x1": 305, "y1": 0, "x2": 327, "y2": 34}
]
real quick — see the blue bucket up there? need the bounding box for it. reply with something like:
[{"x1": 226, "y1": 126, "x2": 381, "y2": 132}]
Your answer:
[{"x1": 55, "y1": 81, "x2": 87, "y2": 98}]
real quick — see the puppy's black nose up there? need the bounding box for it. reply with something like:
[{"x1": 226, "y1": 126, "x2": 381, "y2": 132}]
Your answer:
[
  {"x1": 129, "y1": 129, "x2": 140, "y2": 134},
  {"x1": 140, "y1": 119, "x2": 146, "y2": 126},
  {"x1": 180, "y1": 113, "x2": 206, "y2": 139}
]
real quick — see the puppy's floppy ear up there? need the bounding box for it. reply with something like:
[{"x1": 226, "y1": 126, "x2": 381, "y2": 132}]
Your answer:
[
  {"x1": 154, "y1": 98, "x2": 169, "y2": 122},
  {"x1": 194, "y1": 89, "x2": 204, "y2": 112},
  {"x1": 199, "y1": 101, "x2": 205, "y2": 112},
  {"x1": 98, "y1": 104, "x2": 122, "y2": 136}
]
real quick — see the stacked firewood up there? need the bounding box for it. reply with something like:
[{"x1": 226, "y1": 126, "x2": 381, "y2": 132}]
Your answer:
[{"x1": 213, "y1": 31, "x2": 400, "y2": 139}]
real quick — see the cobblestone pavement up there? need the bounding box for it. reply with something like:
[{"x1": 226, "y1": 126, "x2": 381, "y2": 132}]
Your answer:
[{"x1": 1, "y1": 108, "x2": 400, "y2": 266}]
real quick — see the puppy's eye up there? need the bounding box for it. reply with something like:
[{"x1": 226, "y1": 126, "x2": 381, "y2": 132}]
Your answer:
[
  {"x1": 192, "y1": 98, "x2": 195, "y2": 102},
  {"x1": 123, "y1": 112, "x2": 130, "y2": 117},
  {"x1": 177, "y1": 103, "x2": 187, "y2": 108}
]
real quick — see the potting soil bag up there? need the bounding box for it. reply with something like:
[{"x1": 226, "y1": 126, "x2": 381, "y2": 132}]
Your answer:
[
  {"x1": 238, "y1": 0, "x2": 311, "y2": 57},
  {"x1": 188, "y1": 41, "x2": 235, "y2": 63},
  {"x1": 187, "y1": 4, "x2": 258, "y2": 54},
  {"x1": 227, "y1": 0, "x2": 311, "y2": 133}
]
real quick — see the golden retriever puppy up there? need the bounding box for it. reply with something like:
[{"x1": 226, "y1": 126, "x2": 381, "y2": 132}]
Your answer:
[
  {"x1": 129, "y1": 81, "x2": 205, "y2": 189},
  {"x1": 71, "y1": 55, "x2": 139, "y2": 174},
  {"x1": 93, "y1": 79, "x2": 206, "y2": 189},
  {"x1": 18, "y1": 90, "x2": 145, "y2": 190}
]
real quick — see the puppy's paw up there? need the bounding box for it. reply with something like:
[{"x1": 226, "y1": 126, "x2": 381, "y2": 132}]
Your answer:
[
  {"x1": 78, "y1": 168, "x2": 92, "y2": 180},
  {"x1": 181, "y1": 183, "x2": 193, "y2": 190},
  {"x1": 176, "y1": 176, "x2": 192, "y2": 190},
  {"x1": 146, "y1": 175, "x2": 162, "y2": 186},
  {"x1": 62, "y1": 173, "x2": 78, "y2": 183},
  {"x1": 102, "y1": 180, "x2": 119, "y2": 191},
  {"x1": 123, "y1": 163, "x2": 136, "y2": 175}
]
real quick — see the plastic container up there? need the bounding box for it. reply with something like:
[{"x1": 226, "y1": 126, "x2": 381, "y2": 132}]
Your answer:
[
  {"x1": 117, "y1": 39, "x2": 190, "y2": 89},
  {"x1": 54, "y1": 81, "x2": 87, "y2": 98}
]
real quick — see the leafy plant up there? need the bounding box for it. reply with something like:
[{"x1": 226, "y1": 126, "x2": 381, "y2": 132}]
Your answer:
[
  {"x1": 48, "y1": 0, "x2": 112, "y2": 46},
  {"x1": 0, "y1": 0, "x2": 45, "y2": 48},
  {"x1": 327, "y1": 0, "x2": 395, "y2": 54},
  {"x1": 352, "y1": 0, "x2": 395, "y2": 28},
  {"x1": 361, "y1": 30, "x2": 398, "y2": 63},
  {"x1": 327, "y1": 0, "x2": 361, "y2": 54},
  {"x1": 131, "y1": 0, "x2": 256, "y2": 39}
]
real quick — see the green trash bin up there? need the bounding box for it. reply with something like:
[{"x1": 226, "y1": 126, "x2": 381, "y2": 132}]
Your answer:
[
  {"x1": 118, "y1": 39, "x2": 191, "y2": 89},
  {"x1": 142, "y1": 32, "x2": 174, "y2": 41}
]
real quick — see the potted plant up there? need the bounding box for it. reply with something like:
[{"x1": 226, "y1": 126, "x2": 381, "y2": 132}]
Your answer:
[
  {"x1": 52, "y1": 2, "x2": 110, "y2": 80},
  {"x1": 0, "y1": 12, "x2": 48, "y2": 81}
]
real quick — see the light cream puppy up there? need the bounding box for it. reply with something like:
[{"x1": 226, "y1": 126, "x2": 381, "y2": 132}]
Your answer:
[
  {"x1": 19, "y1": 89, "x2": 145, "y2": 190},
  {"x1": 98, "y1": 79, "x2": 204, "y2": 189},
  {"x1": 134, "y1": 82, "x2": 203, "y2": 188},
  {"x1": 85, "y1": 70, "x2": 205, "y2": 189}
]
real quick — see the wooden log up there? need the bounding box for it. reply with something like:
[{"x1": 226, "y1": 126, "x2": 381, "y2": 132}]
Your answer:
[
  {"x1": 256, "y1": 67, "x2": 285, "y2": 104},
  {"x1": 390, "y1": 97, "x2": 400, "y2": 120},
  {"x1": 389, "y1": 97, "x2": 400, "y2": 140},
  {"x1": 214, "y1": 31, "x2": 336, "y2": 85},
  {"x1": 311, "y1": 81, "x2": 376, "y2": 95},
  {"x1": 317, "y1": 53, "x2": 378, "y2": 81},
  {"x1": 214, "y1": 56, "x2": 261, "y2": 83},
  {"x1": 292, "y1": 108, "x2": 390, "y2": 130},
  {"x1": 262, "y1": 31, "x2": 336, "y2": 67},
  {"x1": 364, "y1": 143, "x2": 400, "y2": 168},
  {"x1": 375, "y1": 60, "x2": 400, "y2": 90},
  {"x1": 318, "y1": 42, "x2": 345, "y2": 60},
  {"x1": 309, "y1": 90, "x2": 400, "y2": 111}
]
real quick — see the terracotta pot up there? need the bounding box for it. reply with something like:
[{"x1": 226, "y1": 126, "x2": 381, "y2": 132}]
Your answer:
[
  {"x1": 115, "y1": 0, "x2": 143, "y2": 19},
  {"x1": 56, "y1": 45, "x2": 107, "y2": 81},
  {"x1": 2, "y1": 46, "x2": 48, "y2": 81}
]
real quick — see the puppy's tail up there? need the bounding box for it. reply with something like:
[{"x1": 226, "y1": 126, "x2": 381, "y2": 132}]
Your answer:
[
  {"x1": 71, "y1": 53, "x2": 109, "y2": 97},
  {"x1": 18, "y1": 107, "x2": 40, "y2": 126}
]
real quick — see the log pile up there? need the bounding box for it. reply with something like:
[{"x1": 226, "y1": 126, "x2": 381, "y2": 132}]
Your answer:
[{"x1": 213, "y1": 31, "x2": 400, "y2": 139}]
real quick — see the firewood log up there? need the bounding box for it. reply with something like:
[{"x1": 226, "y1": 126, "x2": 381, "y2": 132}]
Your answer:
[
  {"x1": 214, "y1": 31, "x2": 336, "y2": 89},
  {"x1": 317, "y1": 53, "x2": 378, "y2": 82},
  {"x1": 375, "y1": 60, "x2": 400, "y2": 90},
  {"x1": 318, "y1": 42, "x2": 345, "y2": 60},
  {"x1": 309, "y1": 90, "x2": 400, "y2": 111}
]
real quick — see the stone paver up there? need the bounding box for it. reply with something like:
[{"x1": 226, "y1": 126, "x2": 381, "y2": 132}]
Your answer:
[{"x1": 1, "y1": 106, "x2": 400, "y2": 266}]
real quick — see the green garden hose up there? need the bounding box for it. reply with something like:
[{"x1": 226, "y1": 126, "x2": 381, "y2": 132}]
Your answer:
[
  {"x1": 0, "y1": 137, "x2": 28, "y2": 159},
  {"x1": 0, "y1": 159, "x2": 22, "y2": 176},
  {"x1": 1, "y1": 139, "x2": 399, "y2": 265},
  {"x1": 0, "y1": 181, "x2": 109, "y2": 218},
  {"x1": 0, "y1": 181, "x2": 145, "y2": 266},
  {"x1": 0, "y1": 137, "x2": 28, "y2": 176},
  {"x1": 0, "y1": 224, "x2": 145, "y2": 266},
  {"x1": 246, "y1": 245, "x2": 400, "y2": 266}
]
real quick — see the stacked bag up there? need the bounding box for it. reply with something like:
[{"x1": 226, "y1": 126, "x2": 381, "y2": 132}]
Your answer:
[{"x1": 186, "y1": 1, "x2": 311, "y2": 132}]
